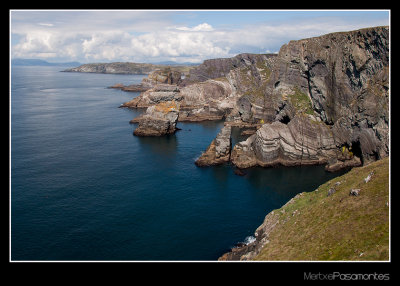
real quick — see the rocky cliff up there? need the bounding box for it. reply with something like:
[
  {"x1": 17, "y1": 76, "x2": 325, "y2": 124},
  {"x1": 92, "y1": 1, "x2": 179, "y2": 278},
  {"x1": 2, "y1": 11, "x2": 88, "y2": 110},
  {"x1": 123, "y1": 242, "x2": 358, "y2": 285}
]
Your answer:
[
  {"x1": 224, "y1": 26, "x2": 388, "y2": 169},
  {"x1": 181, "y1": 53, "x2": 276, "y2": 85},
  {"x1": 219, "y1": 157, "x2": 389, "y2": 261},
  {"x1": 121, "y1": 26, "x2": 389, "y2": 169},
  {"x1": 271, "y1": 26, "x2": 389, "y2": 166}
]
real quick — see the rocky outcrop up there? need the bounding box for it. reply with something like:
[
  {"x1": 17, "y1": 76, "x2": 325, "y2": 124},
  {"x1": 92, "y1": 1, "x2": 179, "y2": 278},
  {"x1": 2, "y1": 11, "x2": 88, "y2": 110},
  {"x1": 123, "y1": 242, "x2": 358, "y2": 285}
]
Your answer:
[
  {"x1": 231, "y1": 114, "x2": 362, "y2": 171},
  {"x1": 122, "y1": 84, "x2": 182, "y2": 108},
  {"x1": 123, "y1": 26, "x2": 389, "y2": 169},
  {"x1": 112, "y1": 68, "x2": 184, "y2": 94},
  {"x1": 133, "y1": 101, "x2": 180, "y2": 136},
  {"x1": 195, "y1": 125, "x2": 232, "y2": 166},
  {"x1": 182, "y1": 53, "x2": 276, "y2": 85},
  {"x1": 270, "y1": 26, "x2": 389, "y2": 165},
  {"x1": 178, "y1": 79, "x2": 234, "y2": 121},
  {"x1": 122, "y1": 78, "x2": 236, "y2": 122},
  {"x1": 143, "y1": 68, "x2": 183, "y2": 85},
  {"x1": 218, "y1": 207, "x2": 281, "y2": 261},
  {"x1": 228, "y1": 26, "x2": 389, "y2": 170}
]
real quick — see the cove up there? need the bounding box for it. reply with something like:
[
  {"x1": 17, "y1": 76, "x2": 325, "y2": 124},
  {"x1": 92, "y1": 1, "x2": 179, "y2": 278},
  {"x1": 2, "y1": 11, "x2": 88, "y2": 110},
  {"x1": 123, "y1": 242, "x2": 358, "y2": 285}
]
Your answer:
[{"x1": 11, "y1": 66, "x2": 348, "y2": 261}]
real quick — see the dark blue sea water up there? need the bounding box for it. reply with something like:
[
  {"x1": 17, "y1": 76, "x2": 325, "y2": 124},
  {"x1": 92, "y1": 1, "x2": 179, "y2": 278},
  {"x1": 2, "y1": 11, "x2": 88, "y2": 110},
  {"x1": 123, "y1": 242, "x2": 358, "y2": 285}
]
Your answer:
[{"x1": 10, "y1": 66, "x2": 347, "y2": 261}]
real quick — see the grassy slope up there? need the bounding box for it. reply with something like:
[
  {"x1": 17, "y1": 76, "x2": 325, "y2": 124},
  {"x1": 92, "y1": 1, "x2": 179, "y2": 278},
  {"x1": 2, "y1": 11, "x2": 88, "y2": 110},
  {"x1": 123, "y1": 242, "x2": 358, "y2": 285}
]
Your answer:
[{"x1": 253, "y1": 157, "x2": 390, "y2": 261}]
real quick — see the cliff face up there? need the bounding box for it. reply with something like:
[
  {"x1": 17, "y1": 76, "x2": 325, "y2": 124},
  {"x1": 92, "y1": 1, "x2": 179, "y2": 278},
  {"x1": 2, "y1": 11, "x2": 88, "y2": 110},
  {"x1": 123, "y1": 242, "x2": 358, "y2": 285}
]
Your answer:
[
  {"x1": 122, "y1": 26, "x2": 389, "y2": 169},
  {"x1": 181, "y1": 53, "x2": 276, "y2": 85},
  {"x1": 276, "y1": 26, "x2": 389, "y2": 163},
  {"x1": 229, "y1": 26, "x2": 389, "y2": 169}
]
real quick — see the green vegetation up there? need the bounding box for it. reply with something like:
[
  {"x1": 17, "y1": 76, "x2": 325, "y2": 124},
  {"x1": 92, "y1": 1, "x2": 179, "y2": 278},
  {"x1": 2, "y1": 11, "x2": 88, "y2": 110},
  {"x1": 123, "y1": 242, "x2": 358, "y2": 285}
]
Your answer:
[
  {"x1": 256, "y1": 60, "x2": 272, "y2": 80},
  {"x1": 287, "y1": 87, "x2": 314, "y2": 115},
  {"x1": 239, "y1": 64, "x2": 271, "y2": 102},
  {"x1": 254, "y1": 157, "x2": 389, "y2": 261}
]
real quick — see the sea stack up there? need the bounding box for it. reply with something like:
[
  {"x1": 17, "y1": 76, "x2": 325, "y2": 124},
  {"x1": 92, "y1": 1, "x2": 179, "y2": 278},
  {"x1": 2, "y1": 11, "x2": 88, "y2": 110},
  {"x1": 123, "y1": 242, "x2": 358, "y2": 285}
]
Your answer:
[{"x1": 195, "y1": 125, "x2": 232, "y2": 166}]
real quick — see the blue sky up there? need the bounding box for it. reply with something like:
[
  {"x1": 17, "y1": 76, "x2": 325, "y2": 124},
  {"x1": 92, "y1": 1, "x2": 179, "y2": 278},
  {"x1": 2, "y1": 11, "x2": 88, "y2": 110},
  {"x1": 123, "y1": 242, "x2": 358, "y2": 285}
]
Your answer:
[{"x1": 10, "y1": 10, "x2": 390, "y2": 64}]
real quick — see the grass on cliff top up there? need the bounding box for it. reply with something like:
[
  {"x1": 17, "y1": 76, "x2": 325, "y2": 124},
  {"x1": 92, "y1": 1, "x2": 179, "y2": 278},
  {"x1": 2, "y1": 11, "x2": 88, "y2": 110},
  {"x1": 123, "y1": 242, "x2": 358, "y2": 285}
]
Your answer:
[{"x1": 253, "y1": 157, "x2": 390, "y2": 261}]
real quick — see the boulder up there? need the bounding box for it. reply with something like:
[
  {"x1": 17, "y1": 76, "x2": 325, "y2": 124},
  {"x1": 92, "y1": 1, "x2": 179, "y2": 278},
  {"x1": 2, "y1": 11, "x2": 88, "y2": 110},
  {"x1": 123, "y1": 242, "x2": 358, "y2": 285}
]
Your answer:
[{"x1": 350, "y1": 189, "x2": 361, "y2": 196}]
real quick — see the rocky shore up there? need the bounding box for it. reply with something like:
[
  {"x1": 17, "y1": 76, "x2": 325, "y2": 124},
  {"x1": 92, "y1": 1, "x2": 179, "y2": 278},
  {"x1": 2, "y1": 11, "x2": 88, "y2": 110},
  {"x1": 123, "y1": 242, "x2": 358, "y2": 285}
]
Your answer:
[
  {"x1": 118, "y1": 26, "x2": 389, "y2": 173},
  {"x1": 104, "y1": 25, "x2": 389, "y2": 261}
]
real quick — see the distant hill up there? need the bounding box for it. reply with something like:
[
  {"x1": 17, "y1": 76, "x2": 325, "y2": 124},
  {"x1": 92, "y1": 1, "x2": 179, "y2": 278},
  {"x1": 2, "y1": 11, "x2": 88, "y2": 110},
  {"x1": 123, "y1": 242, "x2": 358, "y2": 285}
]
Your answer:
[
  {"x1": 151, "y1": 61, "x2": 199, "y2": 66},
  {"x1": 62, "y1": 62, "x2": 195, "y2": 75},
  {"x1": 12, "y1": 58, "x2": 81, "y2": 67}
]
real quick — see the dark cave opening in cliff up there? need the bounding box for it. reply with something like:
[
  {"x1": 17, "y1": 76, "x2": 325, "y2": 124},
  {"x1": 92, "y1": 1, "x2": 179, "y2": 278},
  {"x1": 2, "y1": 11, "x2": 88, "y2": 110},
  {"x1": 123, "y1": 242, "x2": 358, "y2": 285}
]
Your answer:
[
  {"x1": 350, "y1": 141, "x2": 364, "y2": 165},
  {"x1": 279, "y1": 115, "x2": 291, "y2": 125}
]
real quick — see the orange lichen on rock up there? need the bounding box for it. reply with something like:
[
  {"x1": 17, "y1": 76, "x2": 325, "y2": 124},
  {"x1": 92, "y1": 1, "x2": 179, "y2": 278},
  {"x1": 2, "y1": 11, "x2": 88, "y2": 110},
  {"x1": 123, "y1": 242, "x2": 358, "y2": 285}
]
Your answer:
[{"x1": 154, "y1": 101, "x2": 180, "y2": 113}]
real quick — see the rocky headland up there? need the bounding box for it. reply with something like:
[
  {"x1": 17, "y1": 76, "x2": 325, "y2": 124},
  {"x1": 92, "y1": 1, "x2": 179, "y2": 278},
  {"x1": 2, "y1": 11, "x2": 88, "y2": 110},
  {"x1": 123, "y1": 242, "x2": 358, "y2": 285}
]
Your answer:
[
  {"x1": 106, "y1": 25, "x2": 390, "y2": 261},
  {"x1": 219, "y1": 157, "x2": 389, "y2": 261},
  {"x1": 120, "y1": 26, "x2": 389, "y2": 173},
  {"x1": 63, "y1": 61, "x2": 193, "y2": 75},
  {"x1": 99, "y1": 25, "x2": 390, "y2": 261}
]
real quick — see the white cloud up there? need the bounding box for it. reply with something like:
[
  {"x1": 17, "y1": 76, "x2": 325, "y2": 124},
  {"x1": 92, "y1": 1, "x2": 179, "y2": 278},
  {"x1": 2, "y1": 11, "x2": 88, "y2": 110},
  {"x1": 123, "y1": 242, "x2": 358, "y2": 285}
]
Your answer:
[
  {"x1": 175, "y1": 23, "x2": 214, "y2": 32},
  {"x1": 10, "y1": 11, "x2": 389, "y2": 63}
]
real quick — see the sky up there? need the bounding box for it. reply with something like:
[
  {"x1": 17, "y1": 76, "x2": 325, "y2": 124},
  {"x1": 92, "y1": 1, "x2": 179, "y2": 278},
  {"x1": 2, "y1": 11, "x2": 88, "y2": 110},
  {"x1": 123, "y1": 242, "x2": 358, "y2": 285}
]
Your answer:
[{"x1": 10, "y1": 10, "x2": 390, "y2": 64}]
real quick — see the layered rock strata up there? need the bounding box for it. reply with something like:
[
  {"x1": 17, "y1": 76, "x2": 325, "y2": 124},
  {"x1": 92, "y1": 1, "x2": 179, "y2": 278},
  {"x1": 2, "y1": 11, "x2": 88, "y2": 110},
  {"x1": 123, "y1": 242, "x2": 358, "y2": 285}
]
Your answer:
[
  {"x1": 271, "y1": 26, "x2": 389, "y2": 164},
  {"x1": 122, "y1": 79, "x2": 235, "y2": 122},
  {"x1": 122, "y1": 84, "x2": 182, "y2": 108},
  {"x1": 195, "y1": 125, "x2": 232, "y2": 166},
  {"x1": 231, "y1": 114, "x2": 362, "y2": 170},
  {"x1": 122, "y1": 26, "x2": 388, "y2": 169},
  {"x1": 181, "y1": 53, "x2": 276, "y2": 85},
  {"x1": 133, "y1": 101, "x2": 180, "y2": 136},
  {"x1": 114, "y1": 68, "x2": 183, "y2": 94},
  {"x1": 230, "y1": 26, "x2": 389, "y2": 169}
]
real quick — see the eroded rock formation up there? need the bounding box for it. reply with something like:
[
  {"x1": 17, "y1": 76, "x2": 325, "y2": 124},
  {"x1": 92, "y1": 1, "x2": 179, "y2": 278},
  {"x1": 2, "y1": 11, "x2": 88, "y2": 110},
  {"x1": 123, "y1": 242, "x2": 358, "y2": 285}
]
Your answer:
[
  {"x1": 231, "y1": 114, "x2": 362, "y2": 170},
  {"x1": 133, "y1": 101, "x2": 180, "y2": 136},
  {"x1": 195, "y1": 125, "x2": 232, "y2": 166},
  {"x1": 121, "y1": 26, "x2": 388, "y2": 168}
]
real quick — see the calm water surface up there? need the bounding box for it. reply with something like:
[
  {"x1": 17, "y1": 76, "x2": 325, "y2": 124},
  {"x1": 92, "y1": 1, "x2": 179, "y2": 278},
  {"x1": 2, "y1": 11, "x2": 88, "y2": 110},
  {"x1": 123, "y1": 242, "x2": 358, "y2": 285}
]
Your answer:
[{"x1": 11, "y1": 66, "x2": 347, "y2": 261}]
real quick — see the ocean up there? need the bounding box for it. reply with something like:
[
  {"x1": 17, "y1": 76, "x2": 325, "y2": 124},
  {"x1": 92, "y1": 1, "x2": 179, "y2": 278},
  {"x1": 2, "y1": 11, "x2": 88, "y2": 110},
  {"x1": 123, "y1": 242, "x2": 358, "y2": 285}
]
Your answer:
[{"x1": 10, "y1": 66, "x2": 347, "y2": 261}]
